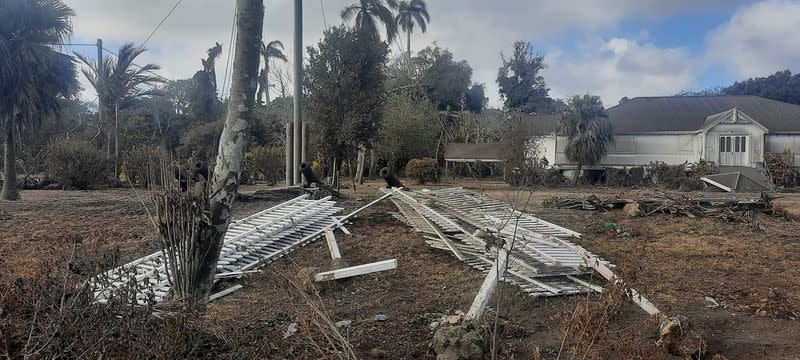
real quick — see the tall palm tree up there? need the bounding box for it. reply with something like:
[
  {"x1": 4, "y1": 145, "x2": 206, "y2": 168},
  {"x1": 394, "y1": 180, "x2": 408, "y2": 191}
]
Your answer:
[
  {"x1": 395, "y1": 0, "x2": 429, "y2": 56},
  {"x1": 257, "y1": 40, "x2": 287, "y2": 104},
  {"x1": 76, "y1": 43, "x2": 163, "y2": 178},
  {"x1": 341, "y1": 0, "x2": 398, "y2": 41},
  {"x1": 1, "y1": 0, "x2": 79, "y2": 200},
  {"x1": 561, "y1": 94, "x2": 614, "y2": 185}
]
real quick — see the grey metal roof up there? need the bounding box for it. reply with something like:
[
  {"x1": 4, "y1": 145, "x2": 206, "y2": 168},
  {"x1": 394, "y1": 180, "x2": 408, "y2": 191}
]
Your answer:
[
  {"x1": 444, "y1": 143, "x2": 505, "y2": 162},
  {"x1": 607, "y1": 95, "x2": 800, "y2": 133}
]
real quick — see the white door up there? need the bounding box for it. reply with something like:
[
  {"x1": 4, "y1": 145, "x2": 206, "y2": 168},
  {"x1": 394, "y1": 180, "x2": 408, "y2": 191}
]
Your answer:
[{"x1": 719, "y1": 135, "x2": 748, "y2": 166}]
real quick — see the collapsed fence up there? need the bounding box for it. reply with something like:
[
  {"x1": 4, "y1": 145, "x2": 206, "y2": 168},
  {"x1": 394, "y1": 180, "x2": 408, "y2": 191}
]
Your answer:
[
  {"x1": 384, "y1": 187, "x2": 659, "y2": 319},
  {"x1": 88, "y1": 194, "x2": 342, "y2": 305}
]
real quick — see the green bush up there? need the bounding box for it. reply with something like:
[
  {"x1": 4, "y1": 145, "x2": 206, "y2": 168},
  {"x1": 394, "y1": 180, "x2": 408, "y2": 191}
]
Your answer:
[
  {"x1": 123, "y1": 145, "x2": 169, "y2": 186},
  {"x1": 45, "y1": 138, "x2": 110, "y2": 189},
  {"x1": 242, "y1": 146, "x2": 285, "y2": 184},
  {"x1": 405, "y1": 157, "x2": 438, "y2": 184}
]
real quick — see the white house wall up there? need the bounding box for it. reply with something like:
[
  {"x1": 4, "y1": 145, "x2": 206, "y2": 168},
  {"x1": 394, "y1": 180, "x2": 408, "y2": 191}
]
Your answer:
[
  {"x1": 547, "y1": 134, "x2": 701, "y2": 167},
  {"x1": 765, "y1": 135, "x2": 800, "y2": 165}
]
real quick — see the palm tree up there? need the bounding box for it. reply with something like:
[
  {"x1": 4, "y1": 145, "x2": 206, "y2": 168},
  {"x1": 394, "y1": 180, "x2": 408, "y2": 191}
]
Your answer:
[
  {"x1": 395, "y1": 0, "x2": 429, "y2": 56},
  {"x1": 561, "y1": 94, "x2": 614, "y2": 185},
  {"x1": 1, "y1": 0, "x2": 79, "y2": 200},
  {"x1": 341, "y1": 0, "x2": 399, "y2": 41},
  {"x1": 257, "y1": 40, "x2": 287, "y2": 104},
  {"x1": 76, "y1": 43, "x2": 163, "y2": 178}
]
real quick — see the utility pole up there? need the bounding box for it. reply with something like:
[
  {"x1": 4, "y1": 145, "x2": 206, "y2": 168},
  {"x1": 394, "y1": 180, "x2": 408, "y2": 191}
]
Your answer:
[
  {"x1": 292, "y1": 0, "x2": 303, "y2": 185},
  {"x1": 285, "y1": 121, "x2": 293, "y2": 186}
]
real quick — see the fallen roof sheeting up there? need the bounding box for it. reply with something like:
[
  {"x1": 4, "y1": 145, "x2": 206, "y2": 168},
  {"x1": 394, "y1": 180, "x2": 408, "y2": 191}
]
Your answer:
[
  {"x1": 702, "y1": 172, "x2": 771, "y2": 193},
  {"x1": 88, "y1": 194, "x2": 342, "y2": 305}
]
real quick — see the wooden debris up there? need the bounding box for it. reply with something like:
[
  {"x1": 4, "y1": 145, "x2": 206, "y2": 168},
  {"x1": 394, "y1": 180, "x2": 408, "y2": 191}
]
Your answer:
[
  {"x1": 208, "y1": 284, "x2": 243, "y2": 302},
  {"x1": 313, "y1": 259, "x2": 398, "y2": 282},
  {"x1": 545, "y1": 192, "x2": 772, "y2": 225}
]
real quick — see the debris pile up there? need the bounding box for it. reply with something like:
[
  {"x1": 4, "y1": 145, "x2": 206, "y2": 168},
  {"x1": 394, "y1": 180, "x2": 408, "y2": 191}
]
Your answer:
[
  {"x1": 545, "y1": 193, "x2": 772, "y2": 224},
  {"x1": 386, "y1": 187, "x2": 660, "y2": 320},
  {"x1": 386, "y1": 187, "x2": 603, "y2": 299}
]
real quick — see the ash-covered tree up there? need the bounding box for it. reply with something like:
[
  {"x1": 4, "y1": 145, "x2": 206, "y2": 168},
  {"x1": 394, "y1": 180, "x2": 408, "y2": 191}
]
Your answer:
[
  {"x1": 341, "y1": 0, "x2": 398, "y2": 41},
  {"x1": 1, "y1": 0, "x2": 79, "y2": 200},
  {"x1": 561, "y1": 94, "x2": 613, "y2": 184},
  {"x1": 722, "y1": 69, "x2": 800, "y2": 105},
  {"x1": 497, "y1": 41, "x2": 556, "y2": 113},
  {"x1": 395, "y1": 0, "x2": 429, "y2": 56},
  {"x1": 76, "y1": 43, "x2": 163, "y2": 178},
  {"x1": 257, "y1": 40, "x2": 287, "y2": 105},
  {"x1": 465, "y1": 83, "x2": 487, "y2": 113},
  {"x1": 415, "y1": 45, "x2": 472, "y2": 111},
  {"x1": 306, "y1": 25, "x2": 389, "y2": 178},
  {"x1": 190, "y1": 43, "x2": 223, "y2": 121}
]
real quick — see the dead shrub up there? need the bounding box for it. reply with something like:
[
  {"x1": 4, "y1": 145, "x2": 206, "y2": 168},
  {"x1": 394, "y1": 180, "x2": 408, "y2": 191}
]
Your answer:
[
  {"x1": 557, "y1": 282, "x2": 663, "y2": 359},
  {"x1": 405, "y1": 157, "x2": 438, "y2": 185},
  {"x1": 606, "y1": 167, "x2": 648, "y2": 187},
  {"x1": 242, "y1": 145, "x2": 285, "y2": 184},
  {"x1": 44, "y1": 138, "x2": 110, "y2": 189},
  {"x1": 123, "y1": 145, "x2": 170, "y2": 186},
  {"x1": 0, "y1": 245, "x2": 278, "y2": 358},
  {"x1": 764, "y1": 152, "x2": 800, "y2": 188}
]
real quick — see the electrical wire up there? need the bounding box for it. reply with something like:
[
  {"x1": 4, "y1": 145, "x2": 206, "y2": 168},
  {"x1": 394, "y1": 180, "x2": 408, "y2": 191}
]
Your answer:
[{"x1": 140, "y1": 0, "x2": 184, "y2": 49}]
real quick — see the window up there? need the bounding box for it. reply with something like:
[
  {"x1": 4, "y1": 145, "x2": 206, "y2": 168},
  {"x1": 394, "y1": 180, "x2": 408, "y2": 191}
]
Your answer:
[{"x1": 720, "y1": 136, "x2": 747, "y2": 153}]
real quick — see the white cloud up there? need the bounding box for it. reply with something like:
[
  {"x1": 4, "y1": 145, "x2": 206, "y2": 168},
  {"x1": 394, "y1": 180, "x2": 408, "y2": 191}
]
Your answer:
[
  {"x1": 543, "y1": 38, "x2": 697, "y2": 106},
  {"x1": 706, "y1": 0, "x2": 800, "y2": 77},
  {"x1": 60, "y1": 0, "x2": 740, "y2": 106}
]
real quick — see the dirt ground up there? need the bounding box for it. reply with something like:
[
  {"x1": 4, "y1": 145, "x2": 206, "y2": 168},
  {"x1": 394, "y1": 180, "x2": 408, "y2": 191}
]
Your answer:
[{"x1": 2, "y1": 179, "x2": 800, "y2": 359}]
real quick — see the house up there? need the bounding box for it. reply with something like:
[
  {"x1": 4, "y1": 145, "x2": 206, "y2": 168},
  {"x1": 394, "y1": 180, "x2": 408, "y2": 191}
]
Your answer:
[{"x1": 532, "y1": 95, "x2": 800, "y2": 169}]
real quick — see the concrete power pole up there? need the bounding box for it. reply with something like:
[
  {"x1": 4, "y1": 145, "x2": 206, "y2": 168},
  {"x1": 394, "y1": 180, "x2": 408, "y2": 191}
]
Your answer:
[{"x1": 292, "y1": 0, "x2": 303, "y2": 185}]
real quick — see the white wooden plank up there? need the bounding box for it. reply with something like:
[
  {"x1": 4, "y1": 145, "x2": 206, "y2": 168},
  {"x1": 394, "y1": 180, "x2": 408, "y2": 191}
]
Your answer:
[{"x1": 313, "y1": 259, "x2": 398, "y2": 282}]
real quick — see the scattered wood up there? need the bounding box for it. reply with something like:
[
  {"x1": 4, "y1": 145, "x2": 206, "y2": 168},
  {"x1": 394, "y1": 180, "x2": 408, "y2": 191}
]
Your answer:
[
  {"x1": 545, "y1": 192, "x2": 772, "y2": 225},
  {"x1": 313, "y1": 259, "x2": 398, "y2": 282},
  {"x1": 324, "y1": 228, "x2": 342, "y2": 260},
  {"x1": 208, "y1": 284, "x2": 243, "y2": 302},
  {"x1": 465, "y1": 248, "x2": 510, "y2": 321}
]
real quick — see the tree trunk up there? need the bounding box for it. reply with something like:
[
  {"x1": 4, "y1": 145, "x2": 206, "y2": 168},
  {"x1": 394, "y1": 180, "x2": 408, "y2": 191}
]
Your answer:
[
  {"x1": 2, "y1": 125, "x2": 19, "y2": 200},
  {"x1": 264, "y1": 63, "x2": 271, "y2": 104},
  {"x1": 572, "y1": 162, "x2": 583, "y2": 186},
  {"x1": 368, "y1": 146, "x2": 377, "y2": 178},
  {"x1": 407, "y1": 31, "x2": 411, "y2": 59},
  {"x1": 355, "y1": 144, "x2": 365, "y2": 185},
  {"x1": 192, "y1": 0, "x2": 263, "y2": 302},
  {"x1": 114, "y1": 102, "x2": 120, "y2": 181}
]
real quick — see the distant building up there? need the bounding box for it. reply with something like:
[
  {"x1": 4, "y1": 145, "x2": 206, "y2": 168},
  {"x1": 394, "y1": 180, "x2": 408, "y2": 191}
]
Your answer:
[{"x1": 531, "y1": 95, "x2": 800, "y2": 169}]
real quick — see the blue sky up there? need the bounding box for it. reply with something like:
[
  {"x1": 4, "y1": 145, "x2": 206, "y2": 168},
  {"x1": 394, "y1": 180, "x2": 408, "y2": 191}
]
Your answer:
[{"x1": 64, "y1": 0, "x2": 800, "y2": 107}]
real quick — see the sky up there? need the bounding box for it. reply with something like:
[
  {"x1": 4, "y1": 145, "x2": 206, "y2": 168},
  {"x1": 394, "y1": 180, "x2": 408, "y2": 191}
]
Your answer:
[{"x1": 62, "y1": 0, "x2": 800, "y2": 108}]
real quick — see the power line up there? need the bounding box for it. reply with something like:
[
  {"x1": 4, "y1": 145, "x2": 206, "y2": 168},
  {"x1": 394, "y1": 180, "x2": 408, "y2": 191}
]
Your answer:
[{"x1": 140, "y1": 0, "x2": 184, "y2": 49}]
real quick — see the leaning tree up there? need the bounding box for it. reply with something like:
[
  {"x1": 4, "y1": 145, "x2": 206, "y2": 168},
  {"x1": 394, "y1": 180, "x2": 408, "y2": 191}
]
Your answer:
[
  {"x1": 1, "y1": 0, "x2": 79, "y2": 200},
  {"x1": 561, "y1": 94, "x2": 614, "y2": 185}
]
